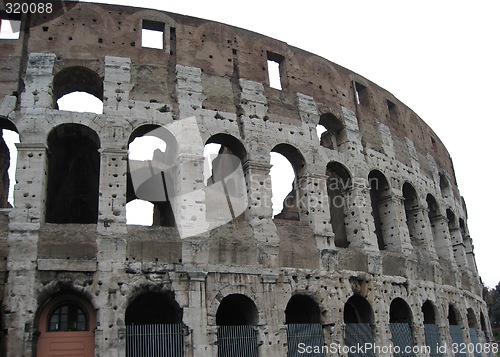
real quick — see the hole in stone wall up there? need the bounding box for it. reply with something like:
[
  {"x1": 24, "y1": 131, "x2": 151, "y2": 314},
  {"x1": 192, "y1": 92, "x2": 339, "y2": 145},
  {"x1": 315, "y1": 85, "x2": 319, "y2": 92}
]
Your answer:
[
  {"x1": 126, "y1": 126, "x2": 175, "y2": 227},
  {"x1": 389, "y1": 298, "x2": 412, "y2": 324},
  {"x1": 354, "y1": 82, "x2": 368, "y2": 106},
  {"x1": 0, "y1": 19, "x2": 21, "y2": 39},
  {"x1": 387, "y1": 99, "x2": 398, "y2": 121},
  {"x1": 448, "y1": 305, "x2": 459, "y2": 325},
  {"x1": 267, "y1": 52, "x2": 284, "y2": 90},
  {"x1": 45, "y1": 124, "x2": 100, "y2": 224},
  {"x1": 142, "y1": 19, "x2": 164, "y2": 49}
]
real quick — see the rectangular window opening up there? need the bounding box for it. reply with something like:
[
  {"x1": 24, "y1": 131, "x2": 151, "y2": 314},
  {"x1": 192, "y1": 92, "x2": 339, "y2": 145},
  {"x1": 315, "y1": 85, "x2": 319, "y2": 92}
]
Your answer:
[
  {"x1": 387, "y1": 99, "x2": 398, "y2": 120},
  {"x1": 267, "y1": 52, "x2": 284, "y2": 90},
  {"x1": 354, "y1": 82, "x2": 368, "y2": 106},
  {"x1": 142, "y1": 19, "x2": 165, "y2": 49},
  {"x1": 0, "y1": 19, "x2": 21, "y2": 40}
]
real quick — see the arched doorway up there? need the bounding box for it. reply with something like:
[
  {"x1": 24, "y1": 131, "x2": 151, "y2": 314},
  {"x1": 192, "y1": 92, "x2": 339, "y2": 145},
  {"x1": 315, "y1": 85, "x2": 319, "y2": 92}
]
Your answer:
[
  {"x1": 37, "y1": 294, "x2": 95, "y2": 357},
  {"x1": 285, "y1": 294, "x2": 324, "y2": 357},
  {"x1": 125, "y1": 291, "x2": 184, "y2": 357},
  {"x1": 344, "y1": 295, "x2": 375, "y2": 357},
  {"x1": 389, "y1": 298, "x2": 415, "y2": 357},
  {"x1": 216, "y1": 294, "x2": 258, "y2": 357}
]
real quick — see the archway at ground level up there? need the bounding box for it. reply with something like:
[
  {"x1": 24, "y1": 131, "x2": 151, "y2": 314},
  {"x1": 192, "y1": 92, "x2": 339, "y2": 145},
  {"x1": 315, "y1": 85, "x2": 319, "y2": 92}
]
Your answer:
[{"x1": 37, "y1": 294, "x2": 95, "y2": 357}]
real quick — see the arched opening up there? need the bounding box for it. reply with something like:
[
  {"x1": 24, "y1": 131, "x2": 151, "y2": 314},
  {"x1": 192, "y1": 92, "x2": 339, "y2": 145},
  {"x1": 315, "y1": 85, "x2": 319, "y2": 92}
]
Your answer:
[
  {"x1": 125, "y1": 291, "x2": 183, "y2": 356},
  {"x1": 389, "y1": 298, "x2": 415, "y2": 356},
  {"x1": 45, "y1": 124, "x2": 100, "y2": 223},
  {"x1": 426, "y1": 194, "x2": 446, "y2": 260},
  {"x1": 36, "y1": 293, "x2": 96, "y2": 357},
  {"x1": 317, "y1": 113, "x2": 346, "y2": 150},
  {"x1": 402, "y1": 182, "x2": 419, "y2": 241},
  {"x1": 343, "y1": 295, "x2": 375, "y2": 357},
  {"x1": 216, "y1": 294, "x2": 258, "y2": 357},
  {"x1": 126, "y1": 125, "x2": 176, "y2": 227},
  {"x1": 422, "y1": 301, "x2": 442, "y2": 357},
  {"x1": 467, "y1": 308, "x2": 483, "y2": 356},
  {"x1": 204, "y1": 134, "x2": 247, "y2": 224},
  {"x1": 271, "y1": 144, "x2": 306, "y2": 220},
  {"x1": 285, "y1": 295, "x2": 324, "y2": 356},
  {"x1": 447, "y1": 209, "x2": 467, "y2": 270},
  {"x1": 368, "y1": 170, "x2": 391, "y2": 250},
  {"x1": 53, "y1": 66, "x2": 103, "y2": 114},
  {"x1": 326, "y1": 162, "x2": 351, "y2": 247},
  {"x1": 448, "y1": 305, "x2": 465, "y2": 356},
  {"x1": 0, "y1": 118, "x2": 19, "y2": 208},
  {"x1": 439, "y1": 173, "x2": 451, "y2": 199}
]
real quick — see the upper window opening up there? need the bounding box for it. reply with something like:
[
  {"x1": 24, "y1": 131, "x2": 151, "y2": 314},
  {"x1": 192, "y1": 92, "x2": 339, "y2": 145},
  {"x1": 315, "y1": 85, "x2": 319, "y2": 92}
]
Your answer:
[
  {"x1": 45, "y1": 124, "x2": 100, "y2": 224},
  {"x1": 317, "y1": 113, "x2": 346, "y2": 150},
  {"x1": 271, "y1": 144, "x2": 305, "y2": 220},
  {"x1": 0, "y1": 122, "x2": 20, "y2": 208},
  {"x1": 0, "y1": 19, "x2": 21, "y2": 39},
  {"x1": 53, "y1": 67, "x2": 103, "y2": 114},
  {"x1": 48, "y1": 303, "x2": 88, "y2": 332},
  {"x1": 354, "y1": 81, "x2": 368, "y2": 106},
  {"x1": 126, "y1": 125, "x2": 176, "y2": 227},
  {"x1": 387, "y1": 100, "x2": 398, "y2": 121},
  {"x1": 142, "y1": 19, "x2": 165, "y2": 49},
  {"x1": 57, "y1": 92, "x2": 103, "y2": 114},
  {"x1": 267, "y1": 52, "x2": 284, "y2": 90}
]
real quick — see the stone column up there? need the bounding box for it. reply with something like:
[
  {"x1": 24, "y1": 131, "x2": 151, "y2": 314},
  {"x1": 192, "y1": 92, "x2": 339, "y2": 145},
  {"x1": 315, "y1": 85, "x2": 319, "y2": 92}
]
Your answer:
[
  {"x1": 406, "y1": 205, "x2": 439, "y2": 261},
  {"x1": 97, "y1": 147, "x2": 128, "y2": 235},
  {"x1": 343, "y1": 183, "x2": 381, "y2": 274},
  {"x1": 243, "y1": 160, "x2": 279, "y2": 267},
  {"x1": 185, "y1": 272, "x2": 210, "y2": 357},
  {"x1": 429, "y1": 214, "x2": 460, "y2": 286},
  {"x1": 377, "y1": 194, "x2": 413, "y2": 255},
  {"x1": 4, "y1": 143, "x2": 47, "y2": 355},
  {"x1": 103, "y1": 56, "x2": 131, "y2": 113}
]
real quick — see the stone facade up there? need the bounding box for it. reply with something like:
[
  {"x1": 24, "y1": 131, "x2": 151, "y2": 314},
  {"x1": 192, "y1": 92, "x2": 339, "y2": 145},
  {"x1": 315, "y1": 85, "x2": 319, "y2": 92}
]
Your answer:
[{"x1": 0, "y1": 3, "x2": 494, "y2": 357}]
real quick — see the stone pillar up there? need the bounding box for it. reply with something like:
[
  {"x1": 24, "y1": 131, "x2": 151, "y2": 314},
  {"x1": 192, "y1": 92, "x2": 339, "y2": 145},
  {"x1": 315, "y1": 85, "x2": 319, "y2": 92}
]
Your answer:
[
  {"x1": 97, "y1": 147, "x2": 128, "y2": 235},
  {"x1": 243, "y1": 160, "x2": 279, "y2": 267},
  {"x1": 406, "y1": 205, "x2": 439, "y2": 262},
  {"x1": 259, "y1": 274, "x2": 284, "y2": 356},
  {"x1": 21, "y1": 52, "x2": 55, "y2": 110},
  {"x1": 344, "y1": 183, "x2": 381, "y2": 274},
  {"x1": 4, "y1": 143, "x2": 47, "y2": 356},
  {"x1": 449, "y1": 226, "x2": 469, "y2": 272},
  {"x1": 103, "y1": 56, "x2": 131, "y2": 113},
  {"x1": 429, "y1": 214, "x2": 460, "y2": 285},
  {"x1": 185, "y1": 272, "x2": 210, "y2": 357},
  {"x1": 376, "y1": 194, "x2": 413, "y2": 255}
]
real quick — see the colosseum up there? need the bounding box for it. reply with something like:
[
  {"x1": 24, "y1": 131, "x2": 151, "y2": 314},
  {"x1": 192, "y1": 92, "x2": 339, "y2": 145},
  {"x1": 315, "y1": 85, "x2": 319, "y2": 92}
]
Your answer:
[{"x1": 0, "y1": 2, "x2": 495, "y2": 357}]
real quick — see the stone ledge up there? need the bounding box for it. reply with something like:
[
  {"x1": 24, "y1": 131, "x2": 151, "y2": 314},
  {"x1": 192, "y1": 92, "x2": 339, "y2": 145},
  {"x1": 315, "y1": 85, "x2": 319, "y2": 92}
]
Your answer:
[{"x1": 37, "y1": 258, "x2": 97, "y2": 272}]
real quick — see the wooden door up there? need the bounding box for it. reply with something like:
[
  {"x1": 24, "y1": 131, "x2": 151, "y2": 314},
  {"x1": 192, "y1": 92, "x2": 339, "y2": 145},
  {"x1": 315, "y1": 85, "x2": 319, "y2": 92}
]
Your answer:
[{"x1": 37, "y1": 295, "x2": 95, "y2": 357}]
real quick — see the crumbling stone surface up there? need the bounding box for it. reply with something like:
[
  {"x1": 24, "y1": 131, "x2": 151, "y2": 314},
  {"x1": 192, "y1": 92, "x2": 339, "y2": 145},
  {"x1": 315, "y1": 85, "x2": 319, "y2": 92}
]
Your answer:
[{"x1": 0, "y1": 3, "x2": 493, "y2": 356}]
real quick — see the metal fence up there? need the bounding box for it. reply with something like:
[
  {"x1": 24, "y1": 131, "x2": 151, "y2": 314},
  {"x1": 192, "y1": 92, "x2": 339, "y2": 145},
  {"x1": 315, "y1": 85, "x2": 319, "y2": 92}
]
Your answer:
[
  {"x1": 344, "y1": 323, "x2": 376, "y2": 357},
  {"x1": 217, "y1": 325, "x2": 258, "y2": 357},
  {"x1": 449, "y1": 325, "x2": 466, "y2": 357},
  {"x1": 126, "y1": 323, "x2": 184, "y2": 357},
  {"x1": 390, "y1": 322, "x2": 415, "y2": 357},
  {"x1": 424, "y1": 323, "x2": 443, "y2": 357},
  {"x1": 286, "y1": 323, "x2": 324, "y2": 357}
]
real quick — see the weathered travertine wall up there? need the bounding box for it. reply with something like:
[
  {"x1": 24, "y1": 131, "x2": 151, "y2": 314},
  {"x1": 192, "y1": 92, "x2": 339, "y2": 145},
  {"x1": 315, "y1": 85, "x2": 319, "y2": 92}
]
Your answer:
[{"x1": 0, "y1": 3, "x2": 493, "y2": 357}]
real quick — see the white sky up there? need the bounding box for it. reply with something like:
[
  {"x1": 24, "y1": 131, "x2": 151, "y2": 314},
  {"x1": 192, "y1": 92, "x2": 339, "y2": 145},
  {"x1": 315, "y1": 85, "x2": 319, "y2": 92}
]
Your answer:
[{"x1": 14, "y1": 0, "x2": 500, "y2": 287}]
